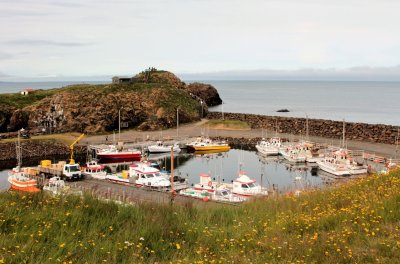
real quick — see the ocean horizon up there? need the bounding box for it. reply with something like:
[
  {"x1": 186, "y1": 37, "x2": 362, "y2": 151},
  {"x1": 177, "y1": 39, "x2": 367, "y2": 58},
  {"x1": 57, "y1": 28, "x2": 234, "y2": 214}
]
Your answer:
[{"x1": 1, "y1": 80, "x2": 399, "y2": 126}]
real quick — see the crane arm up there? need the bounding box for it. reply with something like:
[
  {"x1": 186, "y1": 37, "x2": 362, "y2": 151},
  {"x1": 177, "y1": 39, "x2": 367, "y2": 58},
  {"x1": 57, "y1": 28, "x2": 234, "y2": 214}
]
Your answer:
[{"x1": 69, "y1": 133, "x2": 85, "y2": 164}]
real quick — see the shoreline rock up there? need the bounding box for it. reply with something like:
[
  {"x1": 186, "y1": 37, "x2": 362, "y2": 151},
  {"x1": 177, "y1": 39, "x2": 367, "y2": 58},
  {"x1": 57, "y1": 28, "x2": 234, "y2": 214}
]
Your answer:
[{"x1": 207, "y1": 112, "x2": 399, "y2": 145}]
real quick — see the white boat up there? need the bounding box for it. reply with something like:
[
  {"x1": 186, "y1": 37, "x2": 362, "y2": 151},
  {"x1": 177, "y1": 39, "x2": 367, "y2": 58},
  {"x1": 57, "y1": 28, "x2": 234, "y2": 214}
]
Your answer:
[
  {"x1": 227, "y1": 172, "x2": 268, "y2": 197},
  {"x1": 82, "y1": 160, "x2": 108, "y2": 180},
  {"x1": 193, "y1": 173, "x2": 218, "y2": 192},
  {"x1": 147, "y1": 141, "x2": 181, "y2": 153},
  {"x1": 317, "y1": 149, "x2": 367, "y2": 176},
  {"x1": 180, "y1": 185, "x2": 243, "y2": 203},
  {"x1": 43, "y1": 176, "x2": 66, "y2": 195},
  {"x1": 97, "y1": 145, "x2": 141, "y2": 160},
  {"x1": 279, "y1": 146, "x2": 307, "y2": 163},
  {"x1": 129, "y1": 162, "x2": 171, "y2": 188},
  {"x1": 255, "y1": 137, "x2": 282, "y2": 155}
]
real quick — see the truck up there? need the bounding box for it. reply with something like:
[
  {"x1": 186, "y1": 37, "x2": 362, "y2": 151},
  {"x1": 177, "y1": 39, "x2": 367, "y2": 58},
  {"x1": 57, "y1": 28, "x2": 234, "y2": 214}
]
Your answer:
[
  {"x1": 26, "y1": 133, "x2": 86, "y2": 181},
  {"x1": 34, "y1": 160, "x2": 83, "y2": 181}
]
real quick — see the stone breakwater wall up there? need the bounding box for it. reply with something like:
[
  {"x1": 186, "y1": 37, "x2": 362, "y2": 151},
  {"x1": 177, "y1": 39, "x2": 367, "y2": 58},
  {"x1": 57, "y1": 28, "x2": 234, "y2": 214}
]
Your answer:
[
  {"x1": 208, "y1": 112, "x2": 399, "y2": 145},
  {"x1": 0, "y1": 140, "x2": 87, "y2": 161}
]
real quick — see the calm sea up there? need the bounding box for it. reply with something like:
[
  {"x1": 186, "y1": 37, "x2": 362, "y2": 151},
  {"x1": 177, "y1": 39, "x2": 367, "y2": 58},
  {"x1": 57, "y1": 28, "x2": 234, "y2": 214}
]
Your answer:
[
  {"x1": 1, "y1": 80, "x2": 399, "y2": 125},
  {"x1": 207, "y1": 80, "x2": 400, "y2": 126},
  {"x1": 0, "y1": 81, "x2": 106, "y2": 93}
]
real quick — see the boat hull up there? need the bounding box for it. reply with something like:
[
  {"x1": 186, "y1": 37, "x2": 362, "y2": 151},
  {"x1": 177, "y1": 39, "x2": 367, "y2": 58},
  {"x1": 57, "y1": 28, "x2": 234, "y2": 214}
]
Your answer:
[
  {"x1": 8, "y1": 177, "x2": 40, "y2": 193},
  {"x1": 317, "y1": 161, "x2": 351, "y2": 176},
  {"x1": 188, "y1": 145, "x2": 231, "y2": 152},
  {"x1": 97, "y1": 153, "x2": 141, "y2": 160}
]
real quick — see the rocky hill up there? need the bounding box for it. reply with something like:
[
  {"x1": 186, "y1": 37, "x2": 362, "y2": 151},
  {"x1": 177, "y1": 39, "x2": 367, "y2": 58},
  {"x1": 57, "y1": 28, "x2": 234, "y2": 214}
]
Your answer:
[{"x1": 0, "y1": 70, "x2": 222, "y2": 134}]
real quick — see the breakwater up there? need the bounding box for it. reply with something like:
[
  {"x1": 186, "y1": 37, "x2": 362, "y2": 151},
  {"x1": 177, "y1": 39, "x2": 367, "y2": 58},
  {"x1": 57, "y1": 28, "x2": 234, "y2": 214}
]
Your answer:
[
  {"x1": 208, "y1": 112, "x2": 399, "y2": 145},
  {"x1": 0, "y1": 140, "x2": 87, "y2": 161}
]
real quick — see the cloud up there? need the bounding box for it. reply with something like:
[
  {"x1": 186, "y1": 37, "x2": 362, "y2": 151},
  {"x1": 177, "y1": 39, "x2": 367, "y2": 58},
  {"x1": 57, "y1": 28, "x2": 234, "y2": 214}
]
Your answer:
[
  {"x1": 6, "y1": 39, "x2": 93, "y2": 47},
  {"x1": 0, "y1": 72, "x2": 11, "y2": 78}
]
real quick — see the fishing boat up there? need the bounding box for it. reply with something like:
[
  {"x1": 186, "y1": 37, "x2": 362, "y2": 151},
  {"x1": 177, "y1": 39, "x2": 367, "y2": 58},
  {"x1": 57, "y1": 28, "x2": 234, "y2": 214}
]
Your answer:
[
  {"x1": 129, "y1": 162, "x2": 171, "y2": 188},
  {"x1": 187, "y1": 138, "x2": 230, "y2": 152},
  {"x1": 147, "y1": 141, "x2": 181, "y2": 153},
  {"x1": 227, "y1": 172, "x2": 268, "y2": 197},
  {"x1": 255, "y1": 137, "x2": 282, "y2": 155},
  {"x1": 316, "y1": 149, "x2": 367, "y2": 176},
  {"x1": 81, "y1": 160, "x2": 107, "y2": 180},
  {"x1": 279, "y1": 146, "x2": 307, "y2": 163},
  {"x1": 7, "y1": 131, "x2": 40, "y2": 193},
  {"x1": 180, "y1": 185, "x2": 243, "y2": 203},
  {"x1": 97, "y1": 145, "x2": 141, "y2": 160},
  {"x1": 8, "y1": 168, "x2": 41, "y2": 193},
  {"x1": 193, "y1": 173, "x2": 218, "y2": 192}
]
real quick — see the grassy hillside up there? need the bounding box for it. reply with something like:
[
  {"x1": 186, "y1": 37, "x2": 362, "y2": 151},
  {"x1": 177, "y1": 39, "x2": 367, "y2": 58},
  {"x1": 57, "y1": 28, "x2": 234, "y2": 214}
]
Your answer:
[{"x1": 0, "y1": 170, "x2": 399, "y2": 263}]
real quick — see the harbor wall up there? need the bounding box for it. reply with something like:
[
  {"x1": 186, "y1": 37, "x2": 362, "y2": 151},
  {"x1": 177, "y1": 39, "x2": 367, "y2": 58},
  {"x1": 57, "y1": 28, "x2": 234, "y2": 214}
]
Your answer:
[
  {"x1": 0, "y1": 140, "x2": 86, "y2": 161},
  {"x1": 207, "y1": 112, "x2": 399, "y2": 145}
]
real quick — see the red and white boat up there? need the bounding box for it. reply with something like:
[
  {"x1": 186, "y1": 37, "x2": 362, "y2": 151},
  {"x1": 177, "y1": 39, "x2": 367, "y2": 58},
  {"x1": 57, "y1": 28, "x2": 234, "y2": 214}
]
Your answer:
[
  {"x1": 81, "y1": 160, "x2": 108, "y2": 180},
  {"x1": 96, "y1": 145, "x2": 141, "y2": 160}
]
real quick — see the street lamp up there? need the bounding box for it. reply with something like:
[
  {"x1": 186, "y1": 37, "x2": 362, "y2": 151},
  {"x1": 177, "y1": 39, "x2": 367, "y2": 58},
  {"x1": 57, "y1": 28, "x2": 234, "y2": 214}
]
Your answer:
[{"x1": 200, "y1": 100, "x2": 203, "y2": 118}]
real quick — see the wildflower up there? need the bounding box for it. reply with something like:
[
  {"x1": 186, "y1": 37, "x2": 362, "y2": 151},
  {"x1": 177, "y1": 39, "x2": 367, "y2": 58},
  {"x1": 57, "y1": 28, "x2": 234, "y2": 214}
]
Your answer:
[
  {"x1": 59, "y1": 243, "x2": 65, "y2": 248},
  {"x1": 139, "y1": 237, "x2": 144, "y2": 241},
  {"x1": 176, "y1": 243, "x2": 181, "y2": 250}
]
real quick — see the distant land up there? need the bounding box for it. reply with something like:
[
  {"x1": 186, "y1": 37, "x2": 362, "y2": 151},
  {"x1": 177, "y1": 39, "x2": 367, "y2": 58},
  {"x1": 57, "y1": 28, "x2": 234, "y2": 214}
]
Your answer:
[{"x1": 1, "y1": 65, "x2": 400, "y2": 82}]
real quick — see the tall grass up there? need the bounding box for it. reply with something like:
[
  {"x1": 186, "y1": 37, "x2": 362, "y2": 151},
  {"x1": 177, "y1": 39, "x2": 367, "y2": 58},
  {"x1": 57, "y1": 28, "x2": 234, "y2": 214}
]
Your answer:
[
  {"x1": 0, "y1": 169, "x2": 399, "y2": 263},
  {"x1": 206, "y1": 119, "x2": 251, "y2": 130}
]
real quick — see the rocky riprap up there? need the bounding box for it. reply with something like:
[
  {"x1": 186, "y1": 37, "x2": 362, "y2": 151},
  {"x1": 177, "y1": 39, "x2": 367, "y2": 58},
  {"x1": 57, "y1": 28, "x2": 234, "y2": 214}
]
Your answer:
[
  {"x1": 208, "y1": 112, "x2": 399, "y2": 145},
  {"x1": 0, "y1": 140, "x2": 87, "y2": 161}
]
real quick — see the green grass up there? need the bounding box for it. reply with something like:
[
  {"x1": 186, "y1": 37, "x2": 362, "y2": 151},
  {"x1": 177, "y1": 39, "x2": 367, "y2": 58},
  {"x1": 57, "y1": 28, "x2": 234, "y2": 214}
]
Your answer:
[
  {"x1": 206, "y1": 119, "x2": 250, "y2": 130},
  {"x1": 1, "y1": 170, "x2": 399, "y2": 262}
]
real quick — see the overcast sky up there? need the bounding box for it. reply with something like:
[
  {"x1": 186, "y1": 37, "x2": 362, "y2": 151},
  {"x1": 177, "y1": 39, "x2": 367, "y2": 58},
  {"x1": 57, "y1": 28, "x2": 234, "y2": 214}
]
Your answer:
[{"x1": 1, "y1": 0, "x2": 400, "y2": 81}]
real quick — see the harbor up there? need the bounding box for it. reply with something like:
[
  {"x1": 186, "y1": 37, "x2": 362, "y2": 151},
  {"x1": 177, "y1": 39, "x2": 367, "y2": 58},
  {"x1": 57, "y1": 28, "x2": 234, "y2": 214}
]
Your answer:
[{"x1": 1, "y1": 131, "x2": 397, "y2": 206}]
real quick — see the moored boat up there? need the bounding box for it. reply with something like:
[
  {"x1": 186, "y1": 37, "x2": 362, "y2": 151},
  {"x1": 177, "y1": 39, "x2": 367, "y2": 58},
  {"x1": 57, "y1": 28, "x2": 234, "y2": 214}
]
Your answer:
[
  {"x1": 227, "y1": 172, "x2": 268, "y2": 197},
  {"x1": 97, "y1": 145, "x2": 141, "y2": 160},
  {"x1": 82, "y1": 160, "x2": 107, "y2": 180},
  {"x1": 255, "y1": 137, "x2": 282, "y2": 155},
  {"x1": 147, "y1": 141, "x2": 180, "y2": 153},
  {"x1": 187, "y1": 138, "x2": 230, "y2": 152},
  {"x1": 316, "y1": 149, "x2": 366, "y2": 176}
]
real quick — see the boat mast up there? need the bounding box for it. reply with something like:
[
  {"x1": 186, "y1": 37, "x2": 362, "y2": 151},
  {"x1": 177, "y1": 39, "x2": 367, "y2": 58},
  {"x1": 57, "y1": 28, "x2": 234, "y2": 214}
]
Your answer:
[
  {"x1": 16, "y1": 130, "x2": 22, "y2": 170},
  {"x1": 396, "y1": 127, "x2": 399, "y2": 159},
  {"x1": 170, "y1": 146, "x2": 175, "y2": 204},
  {"x1": 342, "y1": 119, "x2": 346, "y2": 148},
  {"x1": 306, "y1": 115, "x2": 309, "y2": 142}
]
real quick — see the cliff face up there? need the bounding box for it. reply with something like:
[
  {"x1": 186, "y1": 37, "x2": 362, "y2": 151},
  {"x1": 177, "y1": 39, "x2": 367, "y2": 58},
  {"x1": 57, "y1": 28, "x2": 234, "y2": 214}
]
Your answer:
[
  {"x1": 0, "y1": 70, "x2": 222, "y2": 134},
  {"x1": 185, "y1": 83, "x2": 222, "y2": 106}
]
